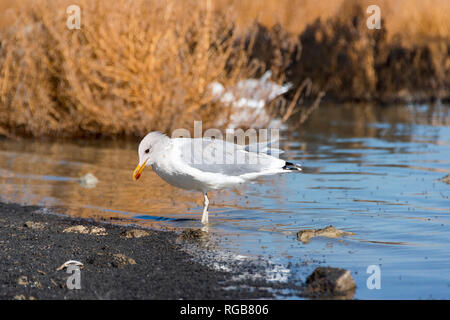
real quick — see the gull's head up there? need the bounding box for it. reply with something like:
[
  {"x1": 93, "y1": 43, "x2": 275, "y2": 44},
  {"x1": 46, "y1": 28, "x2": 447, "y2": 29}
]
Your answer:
[{"x1": 133, "y1": 131, "x2": 167, "y2": 180}]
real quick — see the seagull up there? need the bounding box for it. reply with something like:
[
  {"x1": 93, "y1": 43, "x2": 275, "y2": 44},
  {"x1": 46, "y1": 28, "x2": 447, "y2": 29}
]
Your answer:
[{"x1": 133, "y1": 132, "x2": 301, "y2": 224}]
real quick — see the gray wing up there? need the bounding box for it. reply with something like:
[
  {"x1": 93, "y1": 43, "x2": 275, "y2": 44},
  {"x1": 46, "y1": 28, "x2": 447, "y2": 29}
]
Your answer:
[{"x1": 177, "y1": 138, "x2": 283, "y2": 176}]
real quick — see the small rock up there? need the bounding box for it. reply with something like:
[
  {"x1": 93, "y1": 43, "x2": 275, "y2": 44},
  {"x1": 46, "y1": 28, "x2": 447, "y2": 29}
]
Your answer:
[
  {"x1": 305, "y1": 267, "x2": 356, "y2": 299},
  {"x1": 177, "y1": 228, "x2": 209, "y2": 242},
  {"x1": 24, "y1": 221, "x2": 45, "y2": 230},
  {"x1": 63, "y1": 225, "x2": 89, "y2": 234},
  {"x1": 440, "y1": 174, "x2": 450, "y2": 185},
  {"x1": 13, "y1": 294, "x2": 36, "y2": 300},
  {"x1": 121, "y1": 229, "x2": 150, "y2": 238},
  {"x1": 17, "y1": 276, "x2": 29, "y2": 286},
  {"x1": 62, "y1": 225, "x2": 107, "y2": 235},
  {"x1": 112, "y1": 253, "x2": 136, "y2": 267},
  {"x1": 112, "y1": 254, "x2": 127, "y2": 266},
  {"x1": 297, "y1": 225, "x2": 354, "y2": 244},
  {"x1": 89, "y1": 226, "x2": 107, "y2": 236},
  {"x1": 79, "y1": 173, "x2": 99, "y2": 189}
]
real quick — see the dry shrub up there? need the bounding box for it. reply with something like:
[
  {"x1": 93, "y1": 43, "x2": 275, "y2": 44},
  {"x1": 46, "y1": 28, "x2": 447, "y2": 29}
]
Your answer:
[
  {"x1": 1, "y1": 0, "x2": 448, "y2": 137},
  {"x1": 1, "y1": 0, "x2": 282, "y2": 137},
  {"x1": 282, "y1": 0, "x2": 449, "y2": 103},
  {"x1": 292, "y1": 1, "x2": 384, "y2": 101}
]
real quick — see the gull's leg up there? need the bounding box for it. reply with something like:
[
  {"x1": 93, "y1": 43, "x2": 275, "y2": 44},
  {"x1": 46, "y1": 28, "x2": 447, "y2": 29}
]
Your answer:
[{"x1": 201, "y1": 192, "x2": 209, "y2": 225}]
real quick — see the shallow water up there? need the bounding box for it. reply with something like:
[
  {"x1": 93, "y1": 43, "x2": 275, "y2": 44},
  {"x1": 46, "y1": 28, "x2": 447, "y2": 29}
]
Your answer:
[{"x1": 1, "y1": 103, "x2": 449, "y2": 299}]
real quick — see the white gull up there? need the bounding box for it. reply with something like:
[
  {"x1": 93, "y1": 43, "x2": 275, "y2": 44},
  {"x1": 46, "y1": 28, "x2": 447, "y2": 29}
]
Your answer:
[{"x1": 133, "y1": 132, "x2": 301, "y2": 224}]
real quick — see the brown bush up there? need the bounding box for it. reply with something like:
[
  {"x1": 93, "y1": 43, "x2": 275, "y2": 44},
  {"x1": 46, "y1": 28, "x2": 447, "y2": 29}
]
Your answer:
[
  {"x1": 0, "y1": 0, "x2": 274, "y2": 137},
  {"x1": 276, "y1": 0, "x2": 449, "y2": 103},
  {"x1": 1, "y1": 0, "x2": 449, "y2": 137}
]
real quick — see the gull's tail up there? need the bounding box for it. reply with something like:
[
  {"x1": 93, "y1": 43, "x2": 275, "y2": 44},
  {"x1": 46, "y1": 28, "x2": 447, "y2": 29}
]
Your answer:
[{"x1": 282, "y1": 161, "x2": 302, "y2": 171}]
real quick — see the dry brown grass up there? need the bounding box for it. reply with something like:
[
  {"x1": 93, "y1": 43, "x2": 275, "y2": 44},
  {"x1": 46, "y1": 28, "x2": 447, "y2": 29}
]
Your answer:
[
  {"x1": 0, "y1": 0, "x2": 271, "y2": 137},
  {"x1": 0, "y1": 0, "x2": 448, "y2": 137}
]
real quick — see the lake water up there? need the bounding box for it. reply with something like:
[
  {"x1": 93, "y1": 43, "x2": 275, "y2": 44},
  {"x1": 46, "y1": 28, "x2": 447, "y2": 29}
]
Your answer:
[{"x1": 1, "y1": 103, "x2": 449, "y2": 299}]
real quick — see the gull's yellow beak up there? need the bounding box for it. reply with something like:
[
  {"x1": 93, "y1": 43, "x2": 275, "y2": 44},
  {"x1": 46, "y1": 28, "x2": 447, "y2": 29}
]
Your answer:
[{"x1": 133, "y1": 159, "x2": 148, "y2": 180}]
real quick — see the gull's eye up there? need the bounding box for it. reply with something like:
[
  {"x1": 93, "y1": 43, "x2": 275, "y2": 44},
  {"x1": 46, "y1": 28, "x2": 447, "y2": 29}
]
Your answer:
[{"x1": 145, "y1": 149, "x2": 150, "y2": 154}]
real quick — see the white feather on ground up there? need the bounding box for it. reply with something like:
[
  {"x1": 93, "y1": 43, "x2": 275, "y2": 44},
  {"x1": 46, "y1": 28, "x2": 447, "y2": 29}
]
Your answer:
[{"x1": 208, "y1": 71, "x2": 292, "y2": 128}]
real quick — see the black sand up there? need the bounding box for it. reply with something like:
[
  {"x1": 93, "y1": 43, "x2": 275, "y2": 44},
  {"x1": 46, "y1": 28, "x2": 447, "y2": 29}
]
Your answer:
[{"x1": 0, "y1": 202, "x2": 287, "y2": 300}]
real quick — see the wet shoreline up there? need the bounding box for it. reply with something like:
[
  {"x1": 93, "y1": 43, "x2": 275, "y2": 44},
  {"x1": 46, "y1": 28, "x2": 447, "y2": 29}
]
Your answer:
[
  {"x1": 0, "y1": 201, "x2": 297, "y2": 300},
  {"x1": 1, "y1": 103, "x2": 449, "y2": 299}
]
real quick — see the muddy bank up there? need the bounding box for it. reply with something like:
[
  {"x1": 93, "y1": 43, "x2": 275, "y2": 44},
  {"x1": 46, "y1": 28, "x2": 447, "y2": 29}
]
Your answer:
[
  {"x1": 0, "y1": 202, "x2": 287, "y2": 299},
  {"x1": 245, "y1": 5, "x2": 449, "y2": 104}
]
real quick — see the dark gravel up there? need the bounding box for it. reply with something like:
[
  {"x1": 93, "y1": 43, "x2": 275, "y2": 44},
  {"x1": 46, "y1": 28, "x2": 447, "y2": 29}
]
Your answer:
[{"x1": 0, "y1": 202, "x2": 281, "y2": 300}]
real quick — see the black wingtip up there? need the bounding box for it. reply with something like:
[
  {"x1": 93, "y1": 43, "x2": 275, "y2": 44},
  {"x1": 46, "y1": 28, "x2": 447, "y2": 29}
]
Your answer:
[{"x1": 283, "y1": 161, "x2": 302, "y2": 171}]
